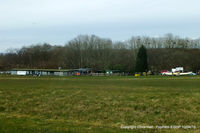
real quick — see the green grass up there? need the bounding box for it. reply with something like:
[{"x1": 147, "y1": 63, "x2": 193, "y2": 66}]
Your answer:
[{"x1": 0, "y1": 75, "x2": 200, "y2": 133}]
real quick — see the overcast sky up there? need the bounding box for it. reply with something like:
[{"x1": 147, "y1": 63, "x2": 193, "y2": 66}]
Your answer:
[{"x1": 0, "y1": 0, "x2": 200, "y2": 52}]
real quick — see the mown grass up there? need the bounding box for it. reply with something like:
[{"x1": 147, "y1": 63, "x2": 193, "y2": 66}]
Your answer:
[{"x1": 0, "y1": 75, "x2": 200, "y2": 133}]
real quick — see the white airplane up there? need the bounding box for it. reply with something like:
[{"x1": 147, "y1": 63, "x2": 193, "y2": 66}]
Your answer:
[{"x1": 161, "y1": 71, "x2": 196, "y2": 76}]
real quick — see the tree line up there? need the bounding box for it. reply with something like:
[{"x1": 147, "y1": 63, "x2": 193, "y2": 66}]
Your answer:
[{"x1": 0, "y1": 34, "x2": 200, "y2": 73}]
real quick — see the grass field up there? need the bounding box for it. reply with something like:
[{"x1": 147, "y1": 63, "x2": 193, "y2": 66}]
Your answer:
[{"x1": 0, "y1": 75, "x2": 200, "y2": 133}]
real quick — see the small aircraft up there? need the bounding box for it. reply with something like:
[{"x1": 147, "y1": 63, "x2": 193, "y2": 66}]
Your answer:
[
  {"x1": 161, "y1": 71, "x2": 196, "y2": 76},
  {"x1": 161, "y1": 67, "x2": 196, "y2": 76}
]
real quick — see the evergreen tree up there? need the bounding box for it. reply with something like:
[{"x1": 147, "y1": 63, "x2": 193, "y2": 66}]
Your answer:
[{"x1": 135, "y1": 45, "x2": 148, "y2": 72}]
